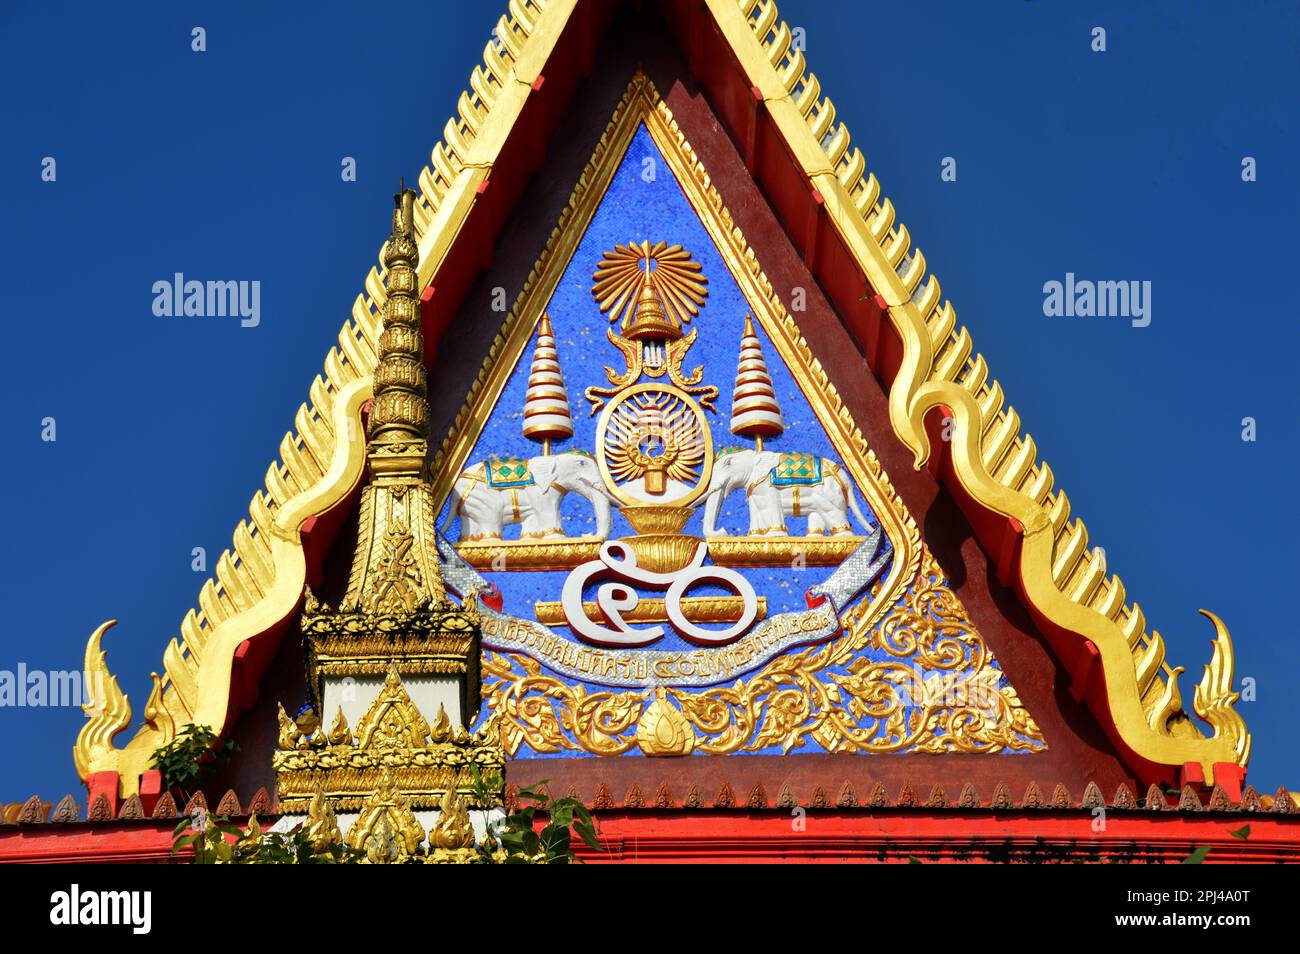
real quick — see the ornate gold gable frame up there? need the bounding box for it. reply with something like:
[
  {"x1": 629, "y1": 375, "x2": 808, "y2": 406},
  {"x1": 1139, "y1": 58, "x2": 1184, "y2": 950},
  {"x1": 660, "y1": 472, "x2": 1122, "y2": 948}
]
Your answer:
[
  {"x1": 74, "y1": 0, "x2": 1246, "y2": 794},
  {"x1": 431, "y1": 72, "x2": 1043, "y2": 758}
]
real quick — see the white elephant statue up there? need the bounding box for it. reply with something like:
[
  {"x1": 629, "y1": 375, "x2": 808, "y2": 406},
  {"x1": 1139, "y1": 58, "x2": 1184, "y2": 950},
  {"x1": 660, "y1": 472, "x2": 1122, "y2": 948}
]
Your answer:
[
  {"x1": 700, "y1": 448, "x2": 873, "y2": 537},
  {"x1": 445, "y1": 450, "x2": 614, "y2": 541}
]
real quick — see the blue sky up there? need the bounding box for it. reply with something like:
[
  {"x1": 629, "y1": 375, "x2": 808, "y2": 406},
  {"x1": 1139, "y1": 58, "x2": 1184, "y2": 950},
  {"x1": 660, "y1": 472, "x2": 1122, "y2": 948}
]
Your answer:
[{"x1": 0, "y1": 0, "x2": 1294, "y2": 798}]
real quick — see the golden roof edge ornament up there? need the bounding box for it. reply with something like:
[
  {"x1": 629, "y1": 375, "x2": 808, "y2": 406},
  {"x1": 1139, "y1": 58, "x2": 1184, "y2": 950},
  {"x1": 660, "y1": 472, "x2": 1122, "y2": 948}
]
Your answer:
[
  {"x1": 1192, "y1": 609, "x2": 1250, "y2": 764},
  {"x1": 73, "y1": 0, "x2": 1250, "y2": 793},
  {"x1": 717, "y1": 0, "x2": 1249, "y2": 780}
]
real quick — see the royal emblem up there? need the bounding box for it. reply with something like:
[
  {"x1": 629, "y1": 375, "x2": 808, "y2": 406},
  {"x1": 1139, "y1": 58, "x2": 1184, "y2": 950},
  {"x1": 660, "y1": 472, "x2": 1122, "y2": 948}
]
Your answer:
[
  {"x1": 417, "y1": 79, "x2": 1046, "y2": 763},
  {"x1": 600, "y1": 385, "x2": 709, "y2": 502},
  {"x1": 441, "y1": 240, "x2": 887, "y2": 673}
]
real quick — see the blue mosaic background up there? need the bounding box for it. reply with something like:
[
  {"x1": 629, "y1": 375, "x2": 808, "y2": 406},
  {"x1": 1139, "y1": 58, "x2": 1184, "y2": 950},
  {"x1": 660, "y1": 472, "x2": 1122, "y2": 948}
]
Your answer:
[{"x1": 439, "y1": 128, "x2": 1027, "y2": 758}]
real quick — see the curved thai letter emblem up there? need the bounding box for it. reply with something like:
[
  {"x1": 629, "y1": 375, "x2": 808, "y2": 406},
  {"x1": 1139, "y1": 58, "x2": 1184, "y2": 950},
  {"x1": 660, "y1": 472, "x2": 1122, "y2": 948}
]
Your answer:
[{"x1": 560, "y1": 540, "x2": 758, "y2": 647}]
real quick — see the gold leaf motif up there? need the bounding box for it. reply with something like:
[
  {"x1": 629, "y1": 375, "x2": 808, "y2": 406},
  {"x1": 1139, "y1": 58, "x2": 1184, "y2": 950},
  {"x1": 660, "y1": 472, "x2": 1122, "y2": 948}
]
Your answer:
[
  {"x1": 635, "y1": 689, "x2": 695, "y2": 757},
  {"x1": 305, "y1": 786, "x2": 342, "y2": 851},
  {"x1": 326, "y1": 707, "x2": 351, "y2": 746},
  {"x1": 428, "y1": 788, "x2": 475, "y2": 852},
  {"x1": 276, "y1": 702, "x2": 300, "y2": 751},
  {"x1": 429, "y1": 703, "x2": 453, "y2": 743}
]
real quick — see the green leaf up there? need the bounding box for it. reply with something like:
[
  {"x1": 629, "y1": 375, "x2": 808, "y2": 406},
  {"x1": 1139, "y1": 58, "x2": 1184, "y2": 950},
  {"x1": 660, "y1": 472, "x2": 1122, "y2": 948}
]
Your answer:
[
  {"x1": 1229, "y1": 824, "x2": 1251, "y2": 840},
  {"x1": 548, "y1": 799, "x2": 575, "y2": 829},
  {"x1": 572, "y1": 815, "x2": 602, "y2": 852},
  {"x1": 1182, "y1": 846, "x2": 1211, "y2": 864},
  {"x1": 539, "y1": 825, "x2": 571, "y2": 863},
  {"x1": 149, "y1": 723, "x2": 239, "y2": 794}
]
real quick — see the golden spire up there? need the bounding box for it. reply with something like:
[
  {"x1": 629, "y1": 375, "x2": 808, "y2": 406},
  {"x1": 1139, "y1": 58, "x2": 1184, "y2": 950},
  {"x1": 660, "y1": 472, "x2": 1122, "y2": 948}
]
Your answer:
[
  {"x1": 289, "y1": 184, "x2": 489, "y2": 827},
  {"x1": 622, "y1": 258, "x2": 681, "y2": 341},
  {"x1": 368, "y1": 181, "x2": 428, "y2": 475},
  {"x1": 337, "y1": 182, "x2": 446, "y2": 611}
]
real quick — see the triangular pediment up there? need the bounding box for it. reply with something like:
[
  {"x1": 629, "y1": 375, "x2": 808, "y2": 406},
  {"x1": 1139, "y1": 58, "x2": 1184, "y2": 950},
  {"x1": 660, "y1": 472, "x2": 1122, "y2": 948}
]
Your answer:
[
  {"x1": 74, "y1": 0, "x2": 1248, "y2": 802},
  {"x1": 430, "y1": 75, "x2": 1043, "y2": 760}
]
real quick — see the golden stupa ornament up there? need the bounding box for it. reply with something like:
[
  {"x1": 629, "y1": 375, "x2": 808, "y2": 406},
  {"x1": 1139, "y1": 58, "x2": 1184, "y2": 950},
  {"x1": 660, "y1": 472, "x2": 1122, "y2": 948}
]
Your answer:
[
  {"x1": 298, "y1": 184, "x2": 482, "y2": 701},
  {"x1": 585, "y1": 242, "x2": 717, "y2": 412},
  {"x1": 587, "y1": 242, "x2": 717, "y2": 573},
  {"x1": 592, "y1": 240, "x2": 707, "y2": 338}
]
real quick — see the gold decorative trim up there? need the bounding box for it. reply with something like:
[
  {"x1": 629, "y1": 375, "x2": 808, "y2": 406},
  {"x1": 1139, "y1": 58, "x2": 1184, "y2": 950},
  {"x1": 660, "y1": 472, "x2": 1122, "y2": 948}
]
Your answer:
[
  {"x1": 454, "y1": 534, "x2": 867, "y2": 572},
  {"x1": 715, "y1": 0, "x2": 1247, "y2": 778},
  {"x1": 534, "y1": 595, "x2": 768, "y2": 626},
  {"x1": 274, "y1": 668, "x2": 505, "y2": 814},
  {"x1": 456, "y1": 539, "x2": 604, "y2": 571},
  {"x1": 705, "y1": 535, "x2": 864, "y2": 566},
  {"x1": 438, "y1": 72, "x2": 1039, "y2": 758}
]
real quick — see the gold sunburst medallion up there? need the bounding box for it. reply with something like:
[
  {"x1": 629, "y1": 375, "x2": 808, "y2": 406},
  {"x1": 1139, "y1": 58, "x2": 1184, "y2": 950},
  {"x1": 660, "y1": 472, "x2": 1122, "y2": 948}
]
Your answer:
[{"x1": 597, "y1": 382, "x2": 712, "y2": 508}]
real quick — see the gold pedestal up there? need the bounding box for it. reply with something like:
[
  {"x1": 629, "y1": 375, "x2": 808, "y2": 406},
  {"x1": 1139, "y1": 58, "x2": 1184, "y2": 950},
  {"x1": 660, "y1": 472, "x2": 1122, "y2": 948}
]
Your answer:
[{"x1": 619, "y1": 504, "x2": 700, "y2": 573}]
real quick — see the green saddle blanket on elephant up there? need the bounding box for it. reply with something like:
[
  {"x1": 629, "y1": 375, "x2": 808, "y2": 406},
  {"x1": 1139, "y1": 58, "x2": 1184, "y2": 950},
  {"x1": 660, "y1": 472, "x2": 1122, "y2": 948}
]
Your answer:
[
  {"x1": 770, "y1": 452, "x2": 821, "y2": 486},
  {"x1": 485, "y1": 454, "x2": 536, "y2": 489}
]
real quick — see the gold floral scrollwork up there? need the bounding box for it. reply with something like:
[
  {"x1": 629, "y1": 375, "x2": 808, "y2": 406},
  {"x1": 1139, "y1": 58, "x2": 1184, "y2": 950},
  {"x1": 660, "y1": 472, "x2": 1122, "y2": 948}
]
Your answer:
[{"x1": 481, "y1": 548, "x2": 1046, "y2": 758}]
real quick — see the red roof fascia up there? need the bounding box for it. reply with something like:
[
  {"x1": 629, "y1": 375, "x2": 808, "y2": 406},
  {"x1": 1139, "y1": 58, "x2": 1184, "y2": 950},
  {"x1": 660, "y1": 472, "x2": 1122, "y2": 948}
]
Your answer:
[
  {"x1": 4, "y1": 810, "x2": 1295, "y2": 864},
  {"x1": 0, "y1": 822, "x2": 182, "y2": 864},
  {"x1": 575, "y1": 809, "x2": 1300, "y2": 863}
]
